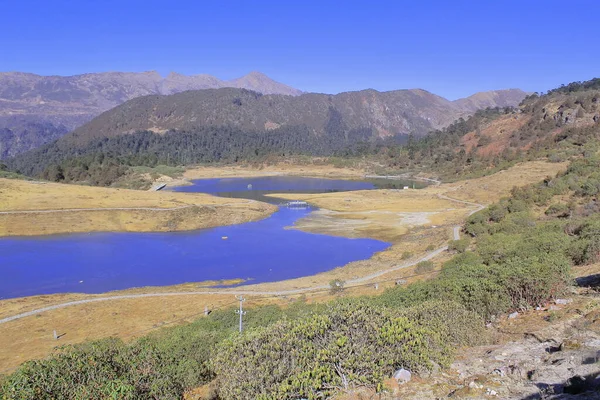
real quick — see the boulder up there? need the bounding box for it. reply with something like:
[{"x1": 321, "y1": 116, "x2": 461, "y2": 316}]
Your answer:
[{"x1": 393, "y1": 368, "x2": 412, "y2": 384}]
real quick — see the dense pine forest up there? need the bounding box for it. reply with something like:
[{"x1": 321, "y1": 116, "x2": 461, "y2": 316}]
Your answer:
[{"x1": 6, "y1": 123, "x2": 377, "y2": 186}]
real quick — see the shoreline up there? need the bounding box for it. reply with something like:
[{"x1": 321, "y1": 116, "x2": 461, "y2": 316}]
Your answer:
[
  {"x1": 0, "y1": 161, "x2": 568, "y2": 373},
  {"x1": 0, "y1": 178, "x2": 277, "y2": 237}
]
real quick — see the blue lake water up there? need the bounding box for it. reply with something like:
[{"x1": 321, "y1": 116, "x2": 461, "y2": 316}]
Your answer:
[{"x1": 0, "y1": 177, "x2": 390, "y2": 299}]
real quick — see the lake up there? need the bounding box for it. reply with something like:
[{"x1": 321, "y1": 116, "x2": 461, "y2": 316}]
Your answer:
[{"x1": 0, "y1": 176, "x2": 391, "y2": 299}]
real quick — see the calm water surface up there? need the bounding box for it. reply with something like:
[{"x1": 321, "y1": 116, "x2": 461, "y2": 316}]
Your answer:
[{"x1": 0, "y1": 177, "x2": 391, "y2": 299}]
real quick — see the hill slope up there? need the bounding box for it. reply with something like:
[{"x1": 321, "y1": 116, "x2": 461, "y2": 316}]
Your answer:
[
  {"x1": 0, "y1": 70, "x2": 302, "y2": 157},
  {"x1": 0, "y1": 69, "x2": 525, "y2": 158},
  {"x1": 65, "y1": 87, "x2": 526, "y2": 145},
  {"x1": 396, "y1": 78, "x2": 600, "y2": 180}
]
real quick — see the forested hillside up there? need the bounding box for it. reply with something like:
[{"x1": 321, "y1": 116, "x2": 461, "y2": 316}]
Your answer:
[
  {"x1": 0, "y1": 71, "x2": 302, "y2": 157},
  {"x1": 379, "y1": 78, "x2": 600, "y2": 179},
  {"x1": 4, "y1": 85, "x2": 528, "y2": 186},
  {"x1": 6, "y1": 77, "x2": 598, "y2": 187}
]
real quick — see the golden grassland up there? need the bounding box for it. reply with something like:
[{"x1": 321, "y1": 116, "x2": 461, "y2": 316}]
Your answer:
[
  {"x1": 0, "y1": 161, "x2": 568, "y2": 373},
  {"x1": 428, "y1": 160, "x2": 569, "y2": 204},
  {"x1": 0, "y1": 178, "x2": 277, "y2": 236},
  {"x1": 269, "y1": 189, "x2": 467, "y2": 242}
]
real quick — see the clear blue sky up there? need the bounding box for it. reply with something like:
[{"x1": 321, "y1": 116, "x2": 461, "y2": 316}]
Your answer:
[{"x1": 2, "y1": 0, "x2": 597, "y2": 99}]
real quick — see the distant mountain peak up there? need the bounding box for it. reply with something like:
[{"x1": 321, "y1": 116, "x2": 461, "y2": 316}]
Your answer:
[
  {"x1": 245, "y1": 71, "x2": 269, "y2": 78},
  {"x1": 453, "y1": 88, "x2": 528, "y2": 112},
  {"x1": 228, "y1": 71, "x2": 302, "y2": 96}
]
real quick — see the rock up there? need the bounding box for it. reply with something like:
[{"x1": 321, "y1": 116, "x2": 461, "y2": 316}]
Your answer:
[
  {"x1": 549, "y1": 305, "x2": 561, "y2": 311},
  {"x1": 509, "y1": 312, "x2": 519, "y2": 319},
  {"x1": 486, "y1": 388, "x2": 498, "y2": 396},
  {"x1": 393, "y1": 368, "x2": 412, "y2": 384},
  {"x1": 555, "y1": 298, "x2": 572, "y2": 305},
  {"x1": 469, "y1": 381, "x2": 483, "y2": 389}
]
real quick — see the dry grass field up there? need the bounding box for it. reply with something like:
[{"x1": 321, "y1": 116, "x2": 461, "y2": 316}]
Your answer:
[
  {"x1": 0, "y1": 161, "x2": 568, "y2": 373},
  {"x1": 0, "y1": 178, "x2": 276, "y2": 236}
]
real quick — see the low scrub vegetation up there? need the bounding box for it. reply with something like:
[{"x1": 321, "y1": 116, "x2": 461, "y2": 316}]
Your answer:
[
  {"x1": 414, "y1": 260, "x2": 435, "y2": 274},
  {"x1": 448, "y1": 237, "x2": 470, "y2": 253}
]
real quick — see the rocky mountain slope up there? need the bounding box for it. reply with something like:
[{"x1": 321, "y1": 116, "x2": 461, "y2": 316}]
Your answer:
[
  {"x1": 0, "y1": 71, "x2": 302, "y2": 158},
  {"x1": 0, "y1": 68, "x2": 526, "y2": 158},
  {"x1": 65, "y1": 87, "x2": 526, "y2": 146},
  {"x1": 0, "y1": 70, "x2": 301, "y2": 130},
  {"x1": 453, "y1": 88, "x2": 529, "y2": 112},
  {"x1": 0, "y1": 116, "x2": 68, "y2": 159}
]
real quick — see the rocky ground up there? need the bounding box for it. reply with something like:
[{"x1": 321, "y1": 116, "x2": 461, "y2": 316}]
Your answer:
[{"x1": 377, "y1": 290, "x2": 600, "y2": 399}]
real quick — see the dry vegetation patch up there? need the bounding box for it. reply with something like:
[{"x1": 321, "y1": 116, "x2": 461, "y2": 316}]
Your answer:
[{"x1": 0, "y1": 178, "x2": 276, "y2": 236}]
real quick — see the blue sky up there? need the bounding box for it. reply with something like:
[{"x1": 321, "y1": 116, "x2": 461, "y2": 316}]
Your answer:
[{"x1": 2, "y1": 0, "x2": 597, "y2": 99}]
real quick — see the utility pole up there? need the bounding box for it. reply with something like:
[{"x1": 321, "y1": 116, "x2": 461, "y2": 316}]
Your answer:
[{"x1": 235, "y1": 295, "x2": 246, "y2": 333}]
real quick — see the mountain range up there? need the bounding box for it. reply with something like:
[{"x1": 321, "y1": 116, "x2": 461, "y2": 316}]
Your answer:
[
  {"x1": 0, "y1": 70, "x2": 527, "y2": 158},
  {"x1": 0, "y1": 71, "x2": 302, "y2": 158},
  {"x1": 67, "y1": 87, "x2": 527, "y2": 147}
]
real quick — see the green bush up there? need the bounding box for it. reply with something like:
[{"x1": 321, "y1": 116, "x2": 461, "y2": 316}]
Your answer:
[
  {"x1": 545, "y1": 203, "x2": 571, "y2": 218},
  {"x1": 448, "y1": 237, "x2": 470, "y2": 253},
  {"x1": 0, "y1": 338, "x2": 183, "y2": 400},
  {"x1": 401, "y1": 251, "x2": 413, "y2": 260},
  {"x1": 0, "y1": 303, "x2": 320, "y2": 400},
  {"x1": 211, "y1": 302, "x2": 451, "y2": 400},
  {"x1": 329, "y1": 279, "x2": 346, "y2": 294},
  {"x1": 399, "y1": 301, "x2": 488, "y2": 347},
  {"x1": 414, "y1": 260, "x2": 435, "y2": 274}
]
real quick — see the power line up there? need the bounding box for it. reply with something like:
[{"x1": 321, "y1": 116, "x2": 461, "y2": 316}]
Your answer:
[{"x1": 114, "y1": 268, "x2": 440, "y2": 339}]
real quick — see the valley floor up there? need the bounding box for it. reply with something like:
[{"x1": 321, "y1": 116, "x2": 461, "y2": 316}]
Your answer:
[{"x1": 0, "y1": 160, "x2": 567, "y2": 373}]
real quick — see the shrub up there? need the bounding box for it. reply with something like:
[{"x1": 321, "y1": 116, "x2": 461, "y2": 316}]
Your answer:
[
  {"x1": 329, "y1": 279, "x2": 346, "y2": 294},
  {"x1": 415, "y1": 260, "x2": 435, "y2": 274},
  {"x1": 211, "y1": 302, "x2": 451, "y2": 400},
  {"x1": 0, "y1": 338, "x2": 183, "y2": 400},
  {"x1": 399, "y1": 301, "x2": 488, "y2": 347},
  {"x1": 545, "y1": 203, "x2": 571, "y2": 218},
  {"x1": 425, "y1": 244, "x2": 436, "y2": 251},
  {"x1": 401, "y1": 251, "x2": 413, "y2": 260},
  {"x1": 448, "y1": 237, "x2": 470, "y2": 253}
]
